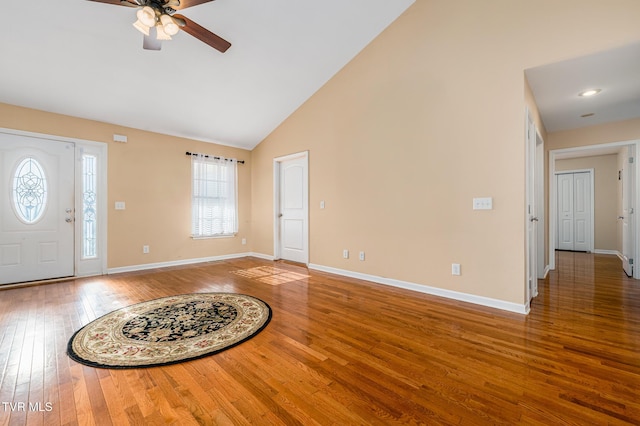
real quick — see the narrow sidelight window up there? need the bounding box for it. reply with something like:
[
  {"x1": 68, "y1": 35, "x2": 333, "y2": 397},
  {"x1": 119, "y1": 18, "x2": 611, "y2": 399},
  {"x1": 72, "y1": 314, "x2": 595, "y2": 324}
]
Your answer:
[{"x1": 82, "y1": 154, "x2": 98, "y2": 259}]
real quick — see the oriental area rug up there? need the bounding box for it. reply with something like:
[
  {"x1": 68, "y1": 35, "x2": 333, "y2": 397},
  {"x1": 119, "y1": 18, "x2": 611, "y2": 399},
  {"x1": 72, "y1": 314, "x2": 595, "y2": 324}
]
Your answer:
[{"x1": 67, "y1": 293, "x2": 271, "y2": 369}]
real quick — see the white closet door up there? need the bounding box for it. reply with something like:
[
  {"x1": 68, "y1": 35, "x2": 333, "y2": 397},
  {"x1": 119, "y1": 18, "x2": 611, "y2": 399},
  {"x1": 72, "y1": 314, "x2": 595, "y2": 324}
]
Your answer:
[
  {"x1": 572, "y1": 172, "x2": 591, "y2": 252},
  {"x1": 556, "y1": 171, "x2": 592, "y2": 252},
  {"x1": 557, "y1": 173, "x2": 574, "y2": 250}
]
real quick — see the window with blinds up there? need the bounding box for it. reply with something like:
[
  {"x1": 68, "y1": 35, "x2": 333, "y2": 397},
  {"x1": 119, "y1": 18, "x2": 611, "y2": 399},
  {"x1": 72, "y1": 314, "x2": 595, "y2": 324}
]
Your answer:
[{"x1": 191, "y1": 155, "x2": 238, "y2": 238}]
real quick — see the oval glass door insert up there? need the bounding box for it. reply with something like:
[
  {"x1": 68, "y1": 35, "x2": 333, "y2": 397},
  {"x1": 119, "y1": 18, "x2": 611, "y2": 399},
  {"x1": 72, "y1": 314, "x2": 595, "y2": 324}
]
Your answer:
[{"x1": 13, "y1": 157, "x2": 48, "y2": 223}]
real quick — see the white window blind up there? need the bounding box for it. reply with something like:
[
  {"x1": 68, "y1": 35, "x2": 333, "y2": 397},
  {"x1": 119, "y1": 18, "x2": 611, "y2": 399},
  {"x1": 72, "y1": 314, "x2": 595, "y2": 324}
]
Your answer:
[{"x1": 191, "y1": 155, "x2": 238, "y2": 237}]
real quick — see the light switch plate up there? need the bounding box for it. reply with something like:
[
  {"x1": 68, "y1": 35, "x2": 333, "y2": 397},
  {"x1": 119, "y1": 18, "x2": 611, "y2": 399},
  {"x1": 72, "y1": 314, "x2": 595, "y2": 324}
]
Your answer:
[
  {"x1": 115, "y1": 201, "x2": 126, "y2": 210},
  {"x1": 452, "y1": 263, "x2": 461, "y2": 275},
  {"x1": 473, "y1": 197, "x2": 493, "y2": 210}
]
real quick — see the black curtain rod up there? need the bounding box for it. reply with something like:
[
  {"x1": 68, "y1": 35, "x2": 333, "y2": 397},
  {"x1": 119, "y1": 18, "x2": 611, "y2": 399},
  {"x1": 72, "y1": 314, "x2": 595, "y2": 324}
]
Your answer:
[{"x1": 185, "y1": 152, "x2": 245, "y2": 164}]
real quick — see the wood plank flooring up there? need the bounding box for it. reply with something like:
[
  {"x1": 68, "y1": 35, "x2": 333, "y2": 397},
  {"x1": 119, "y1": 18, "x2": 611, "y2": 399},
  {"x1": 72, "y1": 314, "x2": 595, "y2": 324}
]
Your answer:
[{"x1": 0, "y1": 252, "x2": 639, "y2": 425}]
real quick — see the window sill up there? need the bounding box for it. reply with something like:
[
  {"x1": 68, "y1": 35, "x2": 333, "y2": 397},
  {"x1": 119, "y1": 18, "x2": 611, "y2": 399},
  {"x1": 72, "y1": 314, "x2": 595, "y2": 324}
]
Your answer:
[{"x1": 191, "y1": 234, "x2": 236, "y2": 240}]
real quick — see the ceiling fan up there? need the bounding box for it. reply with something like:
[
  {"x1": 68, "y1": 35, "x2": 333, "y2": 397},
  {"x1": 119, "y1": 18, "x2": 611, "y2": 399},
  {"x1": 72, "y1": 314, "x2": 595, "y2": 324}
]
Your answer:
[{"x1": 87, "y1": 0, "x2": 231, "y2": 53}]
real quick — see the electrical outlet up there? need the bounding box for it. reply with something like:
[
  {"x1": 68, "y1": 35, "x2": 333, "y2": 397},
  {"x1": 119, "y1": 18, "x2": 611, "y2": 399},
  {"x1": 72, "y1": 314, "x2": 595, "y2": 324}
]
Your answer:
[
  {"x1": 320, "y1": 200, "x2": 325, "y2": 209},
  {"x1": 143, "y1": 245, "x2": 149, "y2": 254},
  {"x1": 343, "y1": 249, "x2": 349, "y2": 259},
  {"x1": 359, "y1": 251, "x2": 365, "y2": 261},
  {"x1": 451, "y1": 263, "x2": 461, "y2": 276},
  {"x1": 241, "y1": 238, "x2": 247, "y2": 245}
]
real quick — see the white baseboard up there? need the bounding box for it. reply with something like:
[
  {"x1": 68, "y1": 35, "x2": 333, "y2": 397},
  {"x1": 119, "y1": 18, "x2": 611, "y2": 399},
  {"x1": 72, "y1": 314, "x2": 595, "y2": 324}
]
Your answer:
[
  {"x1": 543, "y1": 265, "x2": 551, "y2": 279},
  {"x1": 107, "y1": 252, "x2": 254, "y2": 274},
  {"x1": 250, "y1": 252, "x2": 276, "y2": 261},
  {"x1": 307, "y1": 263, "x2": 529, "y2": 315},
  {"x1": 593, "y1": 249, "x2": 621, "y2": 256}
]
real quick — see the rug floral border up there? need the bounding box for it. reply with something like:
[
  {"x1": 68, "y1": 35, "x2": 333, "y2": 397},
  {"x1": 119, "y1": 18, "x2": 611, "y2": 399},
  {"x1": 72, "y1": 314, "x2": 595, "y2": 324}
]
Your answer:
[{"x1": 67, "y1": 293, "x2": 272, "y2": 369}]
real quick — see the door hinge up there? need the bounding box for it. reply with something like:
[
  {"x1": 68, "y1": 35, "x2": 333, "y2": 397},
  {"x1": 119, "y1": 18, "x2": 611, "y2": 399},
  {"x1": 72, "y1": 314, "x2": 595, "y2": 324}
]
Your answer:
[
  {"x1": 629, "y1": 157, "x2": 634, "y2": 163},
  {"x1": 630, "y1": 258, "x2": 634, "y2": 265}
]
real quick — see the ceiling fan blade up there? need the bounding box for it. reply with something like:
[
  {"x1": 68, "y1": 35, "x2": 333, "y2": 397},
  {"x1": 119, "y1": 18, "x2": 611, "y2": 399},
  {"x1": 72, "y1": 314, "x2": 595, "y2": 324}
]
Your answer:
[
  {"x1": 173, "y1": 14, "x2": 231, "y2": 53},
  {"x1": 85, "y1": 0, "x2": 139, "y2": 7},
  {"x1": 143, "y1": 29, "x2": 162, "y2": 51},
  {"x1": 172, "y1": 0, "x2": 215, "y2": 10}
]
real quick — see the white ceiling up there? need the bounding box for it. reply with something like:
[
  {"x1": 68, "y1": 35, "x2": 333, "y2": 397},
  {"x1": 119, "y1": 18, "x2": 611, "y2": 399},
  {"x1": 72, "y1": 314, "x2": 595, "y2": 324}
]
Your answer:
[
  {"x1": 0, "y1": 0, "x2": 414, "y2": 150},
  {"x1": 526, "y1": 42, "x2": 640, "y2": 134}
]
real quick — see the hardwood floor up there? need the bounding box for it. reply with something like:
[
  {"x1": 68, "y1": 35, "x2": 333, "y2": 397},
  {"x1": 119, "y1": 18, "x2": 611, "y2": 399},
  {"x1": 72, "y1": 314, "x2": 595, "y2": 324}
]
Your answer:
[{"x1": 1, "y1": 252, "x2": 639, "y2": 425}]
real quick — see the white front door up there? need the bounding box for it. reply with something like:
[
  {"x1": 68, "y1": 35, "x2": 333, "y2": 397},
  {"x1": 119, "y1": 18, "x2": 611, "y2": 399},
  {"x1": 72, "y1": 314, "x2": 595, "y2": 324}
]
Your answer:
[
  {"x1": 0, "y1": 134, "x2": 75, "y2": 284},
  {"x1": 556, "y1": 171, "x2": 592, "y2": 252},
  {"x1": 275, "y1": 153, "x2": 308, "y2": 264}
]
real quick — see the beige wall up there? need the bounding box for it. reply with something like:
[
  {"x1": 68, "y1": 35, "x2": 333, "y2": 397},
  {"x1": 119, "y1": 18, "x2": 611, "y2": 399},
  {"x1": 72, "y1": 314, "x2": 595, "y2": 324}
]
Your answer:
[
  {"x1": 0, "y1": 103, "x2": 252, "y2": 269},
  {"x1": 555, "y1": 155, "x2": 619, "y2": 251},
  {"x1": 547, "y1": 118, "x2": 640, "y2": 151},
  {"x1": 251, "y1": 0, "x2": 640, "y2": 305}
]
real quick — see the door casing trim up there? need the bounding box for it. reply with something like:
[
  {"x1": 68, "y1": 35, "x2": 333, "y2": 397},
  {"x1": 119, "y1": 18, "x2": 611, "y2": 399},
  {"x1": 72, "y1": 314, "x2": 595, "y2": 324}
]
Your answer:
[{"x1": 273, "y1": 151, "x2": 309, "y2": 264}]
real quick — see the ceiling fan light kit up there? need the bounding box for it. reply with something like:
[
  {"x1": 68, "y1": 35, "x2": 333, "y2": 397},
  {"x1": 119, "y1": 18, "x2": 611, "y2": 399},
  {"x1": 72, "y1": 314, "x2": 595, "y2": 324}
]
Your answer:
[
  {"x1": 89, "y1": 0, "x2": 231, "y2": 53},
  {"x1": 137, "y1": 6, "x2": 157, "y2": 27},
  {"x1": 132, "y1": 19, "x2": 151, "y2": 36},
  {"x1": 160, "y1": 14, "x2": 180, "y2": 36}
]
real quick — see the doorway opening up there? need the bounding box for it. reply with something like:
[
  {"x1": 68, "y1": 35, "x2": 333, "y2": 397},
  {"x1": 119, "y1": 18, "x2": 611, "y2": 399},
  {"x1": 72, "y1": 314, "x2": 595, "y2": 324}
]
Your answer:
[{"x1": 549, "y1": 140, "x2": 639, "y2": 278}]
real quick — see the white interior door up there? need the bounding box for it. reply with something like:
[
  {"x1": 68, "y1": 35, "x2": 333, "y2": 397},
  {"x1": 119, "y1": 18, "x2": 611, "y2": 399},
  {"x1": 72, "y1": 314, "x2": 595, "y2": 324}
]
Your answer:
[
  {"x1": 526, "y1": 111, "x2": 538, "y2": 302},
  {"x1": 535, "y1": 133, "x2": 545, "y2": 279},
  {"x1": 573, "y1": 172, "x2": 591, "y2": 252},
  {"x1": 0, "y1": 134, "x2": 75, "y2": 284},
  {"x1": 621, "y1": 146, "x2": 635, "y2": 277},
  {"x1": 556, "y1": 171, "x2": 592, "y2": 252},
  {"x1": 557, "y1": 173, "x2": 574, "y2": 250},
  {"x1": 275, "y1": 153, "x2": 308, "y2": 264}
]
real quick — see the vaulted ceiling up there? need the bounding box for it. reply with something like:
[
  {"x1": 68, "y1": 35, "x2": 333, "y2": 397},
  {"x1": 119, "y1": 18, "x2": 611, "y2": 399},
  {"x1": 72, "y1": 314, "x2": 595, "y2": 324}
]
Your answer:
[{"x1": 0, "y1": 0, "x2": 414, "y2": 149}]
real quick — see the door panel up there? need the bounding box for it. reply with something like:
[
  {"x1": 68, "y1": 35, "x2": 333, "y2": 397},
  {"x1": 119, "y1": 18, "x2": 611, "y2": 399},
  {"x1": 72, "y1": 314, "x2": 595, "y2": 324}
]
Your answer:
[
  {"x1": 0, "y1": 134, "x2": 74, "y2": 284},
  {"x1": 556, "y1": 171, "x2": 592, "y2": 252},
  {"x1": 573, "y1": 172, "x2": 590, "y2": 251},
  {"x1": 621, "y1": 146, "x2": 635, "y2": 276},
  {"x1": 278, "y1": 156, "x2": 308, "y2": 263},
  {"x1": 557, "y1": 174, "x2": 574, "y2": 250}
]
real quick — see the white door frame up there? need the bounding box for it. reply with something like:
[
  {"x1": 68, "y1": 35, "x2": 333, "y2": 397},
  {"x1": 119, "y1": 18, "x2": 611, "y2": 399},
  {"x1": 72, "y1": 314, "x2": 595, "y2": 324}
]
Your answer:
[
  {"x1": 549, "y1": 140, "x2": 640, "y2": 278},
  {"x1": 621, "y1": 145, "x2": 635, "y2": 276},
  {"x1": 0, "y1": 128, "x2": 108, "y2": 279},
  {"x1": 554, "y1": 169, "x2": 595, "y2": 252},
  {"x1": 273, "y1": 151, "x2": 309, "y2": 264},
  {"x1": 535, "y1": 129, "x2": 546, "y2": 279},
  {"x1": 525, "y1": 108, "x2": 539, "y2": 304}
]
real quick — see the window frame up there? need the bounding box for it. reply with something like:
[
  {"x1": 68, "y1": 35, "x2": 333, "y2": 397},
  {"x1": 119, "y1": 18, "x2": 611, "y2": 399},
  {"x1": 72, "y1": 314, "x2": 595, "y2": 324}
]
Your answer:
[{"x1": 191, "y1": 155, "x2": 239, "y2": 239}]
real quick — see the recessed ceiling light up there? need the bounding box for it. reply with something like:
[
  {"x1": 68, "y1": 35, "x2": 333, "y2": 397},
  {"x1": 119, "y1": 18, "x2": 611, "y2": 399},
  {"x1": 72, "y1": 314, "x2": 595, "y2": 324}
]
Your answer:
[{"x1": 579, "y1": 89, "x2": 601, "y2": 97}]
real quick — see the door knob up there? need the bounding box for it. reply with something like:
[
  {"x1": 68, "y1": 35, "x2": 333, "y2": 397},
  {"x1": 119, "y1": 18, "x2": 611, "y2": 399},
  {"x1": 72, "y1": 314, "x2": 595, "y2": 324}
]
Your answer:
[
  {"x1": 65, "y1": 217, "x2": 73, "y2": 223},
  {"x1": 278, "y1": 213, "x2": 283, "y2": 218},
  {"x1": 530, "y1": 217, "x2": 539, "y2": 222}
]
